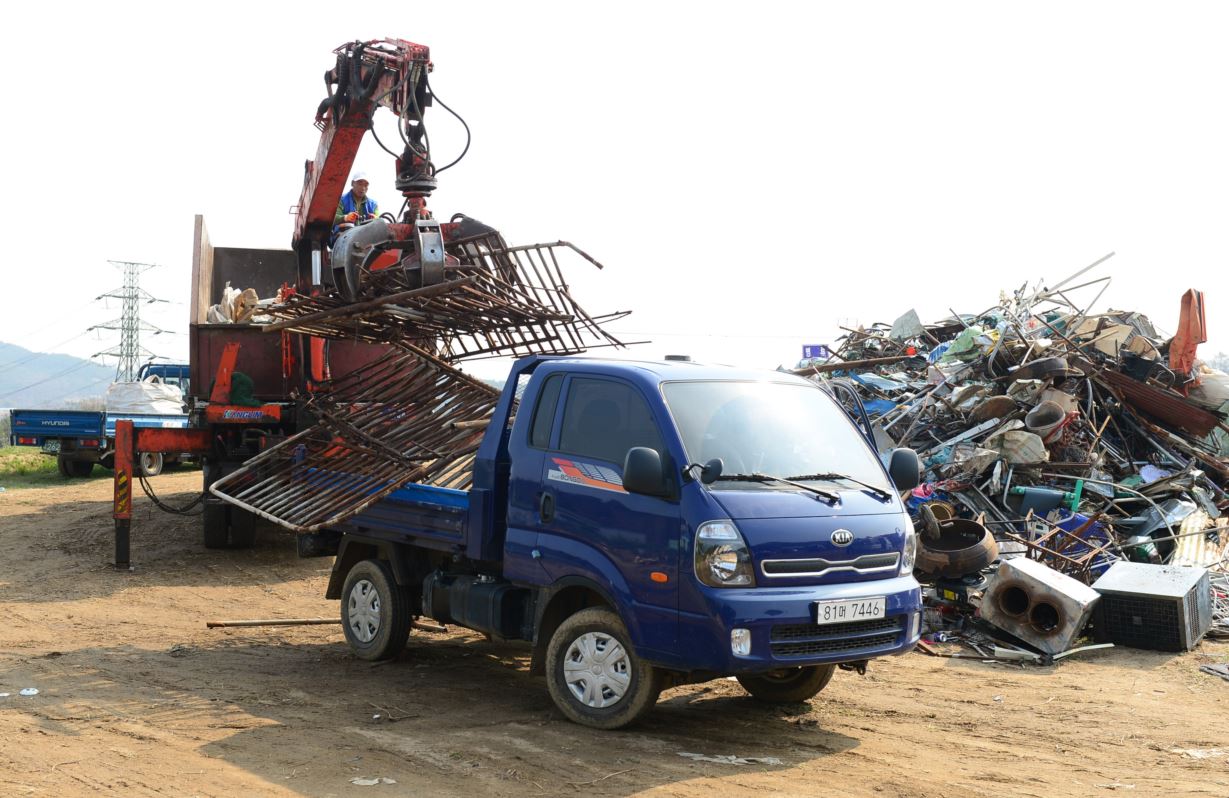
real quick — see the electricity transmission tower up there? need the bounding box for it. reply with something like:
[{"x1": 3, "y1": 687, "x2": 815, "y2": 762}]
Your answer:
[{"x1": 90, "y1": 260, "x2": 169, "y2": 382}]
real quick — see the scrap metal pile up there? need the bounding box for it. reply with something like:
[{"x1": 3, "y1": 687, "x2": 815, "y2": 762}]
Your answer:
[
  {"x1": 796, "y1": 255, "x2": 1229, "y2": 661},
  {"x1": 209, "y1": 230, "x2": 628, "y2": 533}
]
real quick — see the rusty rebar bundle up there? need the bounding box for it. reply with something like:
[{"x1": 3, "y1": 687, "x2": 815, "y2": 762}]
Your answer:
[
  {"x1": 207, "y1": 222, "x2": 634, "y2": 533},
  {"x1": 208, "y1": 343, "x2": 500, "y2": 532},
  {"x1": 262, "y1": 237, "x2": 630, "y2": 360}
]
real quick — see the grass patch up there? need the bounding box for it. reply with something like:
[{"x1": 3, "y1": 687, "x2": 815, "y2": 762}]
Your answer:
[{"x1": 0, "y1": 446, "x2": 104, "y2": 488}]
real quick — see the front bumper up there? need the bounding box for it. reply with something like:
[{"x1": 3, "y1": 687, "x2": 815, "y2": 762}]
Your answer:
[{"x1": 677, "y1": 575, "x2": 922, "y2": 673}]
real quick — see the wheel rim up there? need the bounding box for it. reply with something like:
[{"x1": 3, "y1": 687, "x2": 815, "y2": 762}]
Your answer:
[
  {"x1": 347, "y1": 579, "x2": 381, "y2": 643},
  {"x1": 140, "y1": 452, "x2": 161, "y2": 474},
  {"x1": 563, "y1": 631, "x2": 630, "y2": 708}
]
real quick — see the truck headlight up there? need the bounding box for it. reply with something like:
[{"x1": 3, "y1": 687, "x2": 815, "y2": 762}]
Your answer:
[
  {"x1": 695, "y1": 520, "x2": 755, "y2": 588},
  {"x1": 901, "y1": 522, "x2": 918, "y2": 575}
]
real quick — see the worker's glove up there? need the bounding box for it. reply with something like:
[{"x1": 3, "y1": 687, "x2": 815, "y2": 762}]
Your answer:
[{"x1": 344, "y1": 211, "x2": 360, "y2": 223}]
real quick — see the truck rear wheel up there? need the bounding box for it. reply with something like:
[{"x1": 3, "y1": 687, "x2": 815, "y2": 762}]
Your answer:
[
  {"x1": 202, "y1": 503, "x2": 259, "y2": 549},
  {"x1": 736, "y1": 665, "x2": 835, "y2": 703},
  {"x1": 57, "y1": 456, "x2": 93, "y2": 478},
  {"x1": 545, "y1": 607, "x2": 661, "y2": 729},
  {"x1": 341, "y1": 559, "x2": 410, "y2": 661},
  {"x1": 139, "y1": 452, "x2": 164, "y2": 477}
]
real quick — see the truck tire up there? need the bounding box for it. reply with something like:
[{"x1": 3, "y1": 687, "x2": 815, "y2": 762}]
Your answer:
[
  {"x1": 545, "y1": 607, "x2": 661, "y2": 729},
  {"x1": 202, "y1": 503, "x2": 259, "y2": 549},
  {"x1": 736, "y1": 665, "x2": 836, "y2": 703},
  {"x1": 341, "y1": 559, "x2": 410, "y2": 661},
  {"x1": 202, "y1": 504, "x2": 230, "y2": 549},
  {"x1": 228, "y1": 509, "x2": 257, "y2": 548},
  {"x1": 57, "y1": 456, "x2": 93, "y2": 478},
  {"x1": 139, "y1": 452, "x2": 164, "y2": 477}
]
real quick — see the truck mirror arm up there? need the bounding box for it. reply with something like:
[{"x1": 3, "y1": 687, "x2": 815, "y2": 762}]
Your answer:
[{"x1": 682, "y1": 458, "x2": 724, "y2": 485}]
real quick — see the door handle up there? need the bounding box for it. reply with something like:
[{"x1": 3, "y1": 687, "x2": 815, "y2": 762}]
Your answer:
[{"x1": 539, "y1": 491, "x2": 556, "y2": 523}]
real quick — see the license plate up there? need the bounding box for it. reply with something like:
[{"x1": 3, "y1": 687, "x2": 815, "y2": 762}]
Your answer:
[
  {"x1": 814, "y1": 597, "x2": 885, "y2": 625},
  {"x1": 42, "y1": 440, "x2": 61, "y2": 454}
]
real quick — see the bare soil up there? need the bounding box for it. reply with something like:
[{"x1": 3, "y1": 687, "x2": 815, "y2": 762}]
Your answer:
[{"x1": 1, "y1": 474, "x2": 1227, "y2": 797}]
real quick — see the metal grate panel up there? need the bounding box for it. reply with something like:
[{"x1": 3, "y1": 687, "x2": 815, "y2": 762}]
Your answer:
[
  {"x1": 208, "y1": 343, "x2": 498, "y2": 532},
  {"x1": 263, "y1": 238, "x2": 631, "y2": 361}
]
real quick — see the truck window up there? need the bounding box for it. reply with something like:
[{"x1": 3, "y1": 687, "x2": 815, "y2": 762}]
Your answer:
[
  {"x1": 558, "y1": 377, "x2": 662, "y2": 465},
  {"x1": 529, "y1": 374, "x2": 563, "y2": 449},
  {"x1": 662, "y1": 380, "x2": 890, "y2": 488}
]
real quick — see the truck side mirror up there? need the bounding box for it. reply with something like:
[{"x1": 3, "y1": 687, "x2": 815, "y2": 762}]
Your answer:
[
  {"x1": 887, "y1": 448, "x2": 921, "y2": 491},
  {"x1": 623, "y1": 447, "x2": 669, "y2": 497}
]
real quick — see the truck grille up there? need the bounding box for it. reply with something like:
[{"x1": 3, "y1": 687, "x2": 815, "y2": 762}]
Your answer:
[
  {"x1": 760, "y1": 552, "x2": 899, "y2": 578},
  {"x1": 770, "y1": 617, "x2": 903, "y2": 658}
]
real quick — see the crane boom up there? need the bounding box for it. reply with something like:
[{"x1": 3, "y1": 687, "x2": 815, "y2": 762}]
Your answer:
[{"x1": 292, "y1": 39, "x2": 435, "y2": 264}]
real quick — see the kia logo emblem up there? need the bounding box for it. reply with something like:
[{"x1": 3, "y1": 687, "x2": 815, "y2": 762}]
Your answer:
[{"x1": 831, "y1": 529, "x2": 854, "y2": 546}]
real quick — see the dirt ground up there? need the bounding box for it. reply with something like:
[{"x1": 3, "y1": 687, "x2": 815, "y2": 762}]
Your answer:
[{"x1": 1, "y1": 474, "x2": 1227, "y2": 798}]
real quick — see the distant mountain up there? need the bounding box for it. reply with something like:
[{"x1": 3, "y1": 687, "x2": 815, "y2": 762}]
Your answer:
[{"x1": 0, "y1": 342, "x2": 117, "y2": 409}]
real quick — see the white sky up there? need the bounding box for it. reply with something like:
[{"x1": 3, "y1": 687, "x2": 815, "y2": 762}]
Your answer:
[{"x1": 4, "y1": 1, "x2": 1228, "y2": 383}]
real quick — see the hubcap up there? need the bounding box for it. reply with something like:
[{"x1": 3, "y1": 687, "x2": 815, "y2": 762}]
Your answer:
[
  {"x1": 563, "y1": 631, "x2": 630, "y2": 708},
  {"x1": 347, "y1": 579, "x2": 381, "y2": 643}
]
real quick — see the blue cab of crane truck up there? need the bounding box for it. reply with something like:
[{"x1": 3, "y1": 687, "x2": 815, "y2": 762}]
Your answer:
[{"x1": 503, "y1": 356, "x2": 923, "y2": 708}]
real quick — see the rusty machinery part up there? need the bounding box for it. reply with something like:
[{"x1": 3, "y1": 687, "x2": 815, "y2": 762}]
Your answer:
[
  {"x1": 917, "y1": 500, "x2": 957, "y2": 542},
  {"x1": 914, "y1": 518, "x2": 999, "y2": 578},
  {"x1": 206, "y1": 342, "x2": 500, "y2": 533},
  {"x1": 979, "y1": 557, "x2": 1100, "y2": 655},
  {"x1": 968, "y1": 395, "x2": 1017, "y2": 424},
  {"x1": 330, "y1": 218, "x2": 452, "y2": 302},
  {"x1": 268, "y1": 236, "x2": 630, "y2": 361}
]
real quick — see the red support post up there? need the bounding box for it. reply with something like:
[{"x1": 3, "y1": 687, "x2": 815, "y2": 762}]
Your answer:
[{"x1": 113, "y1": 419, "x2": 134, "y2": 569}]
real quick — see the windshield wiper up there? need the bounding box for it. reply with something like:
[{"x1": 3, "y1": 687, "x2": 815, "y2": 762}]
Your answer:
[
  {"x1": 784, "y1": 472, "x2": 892, "y2": 501},
  {"x1": 718, "y1": 473, "x2": 840, "y2": 503}
]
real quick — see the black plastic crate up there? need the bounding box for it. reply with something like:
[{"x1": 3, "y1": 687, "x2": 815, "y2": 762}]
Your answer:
[{"x1": 1092, "y1": 563, "x2": 1212, "y2": 652}]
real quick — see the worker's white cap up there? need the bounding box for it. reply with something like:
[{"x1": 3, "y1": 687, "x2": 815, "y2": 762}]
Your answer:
[{"x1": 351, "y1": 171, "x2": 369, "y2": 184}]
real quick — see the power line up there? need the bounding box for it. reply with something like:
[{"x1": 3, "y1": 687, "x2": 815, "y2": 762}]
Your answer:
[
  {"x1": 0, "y1": 331, "x2": 93, "y2": 371},
  {"x1": 0, "y1": 298, "x2": 104, "y2": 352},
  {"x1": 0, "y1": 360, "x2": 97, "y2": 403}
]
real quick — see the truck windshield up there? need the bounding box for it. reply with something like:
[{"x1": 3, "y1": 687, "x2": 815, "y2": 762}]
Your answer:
[{"x1": 661, "y1": 381, "x2": 890, "y2": 491}]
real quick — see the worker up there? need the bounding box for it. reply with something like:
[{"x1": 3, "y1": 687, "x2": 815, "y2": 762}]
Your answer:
[{"x1": 333, "y1": 172, "x2": 380, "y2": 235}]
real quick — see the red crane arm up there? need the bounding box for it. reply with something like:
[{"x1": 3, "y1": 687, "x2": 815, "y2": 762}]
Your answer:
[{"x1": 293, "y1": 39, "x2": 432, "y2": 249}]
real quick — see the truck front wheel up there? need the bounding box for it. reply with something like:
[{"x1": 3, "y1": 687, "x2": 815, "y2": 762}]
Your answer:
[
  {"x1": 341, "y1": 559, "x2": 410, "y2": 661},
  {"x1": 736, "y1": 665, "x2": 836, "y2": 703},
  {"x1": 545, "y1": 607, "x2": 661, "y2": 729}
]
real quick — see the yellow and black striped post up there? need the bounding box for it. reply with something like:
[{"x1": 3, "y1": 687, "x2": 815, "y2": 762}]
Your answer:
[{"x1": 113, "y1": 419, "x2": 134, "y2": 569}]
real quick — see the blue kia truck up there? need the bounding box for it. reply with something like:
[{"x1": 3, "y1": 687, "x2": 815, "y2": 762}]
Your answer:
[
  {"x1": 9, "y1": 363, "x2": 190, "y2": 477},
  {"x1": 310, "y1": 356, "x2": 923, "y2": 729}
]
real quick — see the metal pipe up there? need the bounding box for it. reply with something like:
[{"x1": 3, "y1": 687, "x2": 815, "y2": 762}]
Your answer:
[{"x1": 1038, "y1": 473, "x2": 1177, "y2": 539}]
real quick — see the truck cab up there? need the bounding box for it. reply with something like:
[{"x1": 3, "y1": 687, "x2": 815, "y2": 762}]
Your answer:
[
  {"x1": 324, "y1": 356, "x2": 922, "y2": 728},
  {"x1": 136, "y1": 362, "x2": 191, "y2": 395}
]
